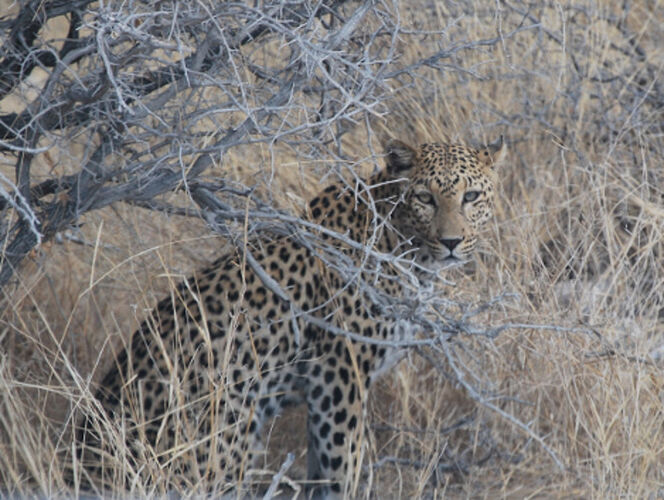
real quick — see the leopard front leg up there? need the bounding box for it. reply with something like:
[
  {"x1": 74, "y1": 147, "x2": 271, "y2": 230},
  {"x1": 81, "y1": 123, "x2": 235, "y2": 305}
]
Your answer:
[{"x1": 304, "y1": 342, "x2": 369, "y2": 499}]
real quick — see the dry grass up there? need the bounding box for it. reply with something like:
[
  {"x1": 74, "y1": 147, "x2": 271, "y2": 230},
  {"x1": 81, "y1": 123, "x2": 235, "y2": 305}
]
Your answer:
[{"x1": 1, "y1": 1, "x2": 663, "y2": 498}]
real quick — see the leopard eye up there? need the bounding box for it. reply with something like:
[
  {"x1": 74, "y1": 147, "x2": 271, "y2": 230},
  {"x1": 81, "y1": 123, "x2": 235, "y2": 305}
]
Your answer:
[
  {"x1": 463, "y1": 190, "x2": 481, "y2": 203},
  {"x1": 415, "y1": 191, "x2": 435, "y2": 205}
]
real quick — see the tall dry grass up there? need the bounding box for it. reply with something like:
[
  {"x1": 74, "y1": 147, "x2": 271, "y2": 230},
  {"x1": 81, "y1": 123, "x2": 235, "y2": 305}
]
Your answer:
[{"x1": 1, "y1": 1, "x2": 663, "y2": 498}]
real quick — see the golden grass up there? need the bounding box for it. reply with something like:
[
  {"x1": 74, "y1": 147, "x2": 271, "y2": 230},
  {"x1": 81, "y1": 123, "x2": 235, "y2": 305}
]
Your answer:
[{"x1": 1, "y1": 0, "x2": 663, "y2": 498}]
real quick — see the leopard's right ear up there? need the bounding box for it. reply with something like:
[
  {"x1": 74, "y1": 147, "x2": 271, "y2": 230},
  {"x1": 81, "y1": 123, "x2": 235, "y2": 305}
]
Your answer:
[
  {"x1": 385, "y1": 140, "x2": 418, "y2": 175},
  {"x1": 478, "y1": 136, "x2": 507, "y2": 169}
]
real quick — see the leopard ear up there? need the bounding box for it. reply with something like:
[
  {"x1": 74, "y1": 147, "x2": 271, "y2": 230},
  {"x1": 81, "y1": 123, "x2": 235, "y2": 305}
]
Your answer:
[
  {"x1": 478, "y1": 136, "x2": 507, "y2": 168},
  {"x1": 385, "y1": 140, "x2": 418, "y2": 175}
]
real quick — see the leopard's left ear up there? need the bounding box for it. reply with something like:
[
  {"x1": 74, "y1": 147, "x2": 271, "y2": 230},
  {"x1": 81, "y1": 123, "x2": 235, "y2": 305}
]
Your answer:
[
  {"x1": 478, "y1": 136, "x2": 507, "y2": 168},
  {"x1": 384, "y1": 140, "x2": 418, "y2": 175}
]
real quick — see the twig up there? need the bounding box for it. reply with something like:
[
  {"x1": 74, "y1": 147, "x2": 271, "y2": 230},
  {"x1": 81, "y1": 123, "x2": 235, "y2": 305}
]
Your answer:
[{"x1": 262, "y1": 452, "x2": 296, "y2": 500}]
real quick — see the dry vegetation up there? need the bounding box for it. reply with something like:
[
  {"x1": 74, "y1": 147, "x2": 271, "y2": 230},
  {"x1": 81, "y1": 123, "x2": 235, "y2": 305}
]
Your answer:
[{"x1": 1, "y1": 0, "x2": 663, "y2": 498}]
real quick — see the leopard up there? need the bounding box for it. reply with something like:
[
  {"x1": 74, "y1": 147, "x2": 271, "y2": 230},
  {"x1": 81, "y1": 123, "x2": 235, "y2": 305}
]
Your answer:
[{"x1": 74, "y1": 137, "x2": 506, "y2": 498}]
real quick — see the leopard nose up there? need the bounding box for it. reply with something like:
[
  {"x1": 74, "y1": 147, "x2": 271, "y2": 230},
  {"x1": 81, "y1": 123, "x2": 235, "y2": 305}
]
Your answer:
[{"x1": 440, "y1": 237, "x2": 463, "y2": 251}]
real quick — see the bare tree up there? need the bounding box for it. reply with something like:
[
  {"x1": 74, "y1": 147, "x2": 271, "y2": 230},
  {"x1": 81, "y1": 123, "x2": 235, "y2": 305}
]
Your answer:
[{"x1": 0, "y1": 0, "x2": 402, "y2": 287}]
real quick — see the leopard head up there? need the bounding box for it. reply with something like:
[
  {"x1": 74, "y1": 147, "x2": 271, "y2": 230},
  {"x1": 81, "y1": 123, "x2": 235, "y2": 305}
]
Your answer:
[{"x1": 385, "y1": 138, "x2": 507, "y2": 267}]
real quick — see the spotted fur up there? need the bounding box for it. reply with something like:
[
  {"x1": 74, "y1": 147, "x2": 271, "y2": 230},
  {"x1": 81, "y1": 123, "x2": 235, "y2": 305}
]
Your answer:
[{"x1": 75, "y1": 138, "x2": 506, "y2": 498}]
